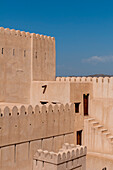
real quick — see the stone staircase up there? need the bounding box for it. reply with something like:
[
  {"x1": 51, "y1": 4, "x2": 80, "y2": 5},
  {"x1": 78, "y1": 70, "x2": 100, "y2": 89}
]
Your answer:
[
  {"x1": 87, "y1": 117, "x2": 113, "y2": 143},
  {"x1": 84, "y1": 116, "x2": 113, "y2": 154}
]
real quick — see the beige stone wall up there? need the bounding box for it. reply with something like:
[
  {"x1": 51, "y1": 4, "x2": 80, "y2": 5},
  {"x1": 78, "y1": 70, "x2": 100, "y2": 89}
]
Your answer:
[
  {"x1": 56, "y1": 76, "x2": 113, "y2": 135},
  {"x1": 32, "y1": 34, "x2": 56, "y2": 81},
  {"x1": 0, "y1": 103, "x2": 76, "y2": 170},
  {"x1": 56, "y1": 76, "x2": 113, "y2": 169},
  {"x1": 90, "y1": 77, "x2": 113, "y2": 135},
  {"x1": 0, "y1": 27, "x2": 56, "y2": 104},
  {"x1": 87, "y1": 152, "x2": 113, "y2": 170},
  {"x1": 0, "y1": 104, "x2": 74, "y2": 147},
  {"x1": 0, "y1": 27, "x2": 31, "y2": 104},
  {"x1": 30, "y1": 80, "x2": 87, "y2": 134},
  {"x1": 31, "y1": 81, "x2": 70, "y2": 105},
  {"x1": 33, "y1": 143, "x2": 87, "y2": 170}
]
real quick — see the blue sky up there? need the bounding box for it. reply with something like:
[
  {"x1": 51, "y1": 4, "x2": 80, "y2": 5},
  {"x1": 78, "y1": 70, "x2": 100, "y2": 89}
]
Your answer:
[{"x1": 0, "y1": 0, "x2": 113, "y2": 76}]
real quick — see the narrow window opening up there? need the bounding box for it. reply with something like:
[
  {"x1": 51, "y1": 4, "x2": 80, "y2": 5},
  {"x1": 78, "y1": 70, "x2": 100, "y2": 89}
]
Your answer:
[
  {"x1": 83, "y1": 94, "x2": 89, "y2": 116},
  {"x1": 28, "y1": 141, "x2": 30, "y2": 159},
  {"x1": 45, "y1": 52, "x2": 46, "y2": 60},
  {"x1": 42, "y1": 161, "x2": 44, "y2": 167},
  {"x1": 14, "y1": 144, "x2": 16, "y2": 163},
  {"x1": 13, "y1": 49, "x2": 15, "y2": 56},
  {"x1": 102, "y1": 168, "x2": 107, "y2": 170},
  {"x1": 41, "y1": 139, "x2": 43, "y2": 149},
  {"x1": 74, "y1": 103, "x2": 80, "y2": 113},
  {"x1": 66, "y1": 162, "x2": 67, "y2": 168},
  {"x1": 2, "y1": 48, "x2": 4, "y2": 54},
  {"x1": 35, "y1": 52, "x2": 37, "y2": 58},
  {"x1": 24, "y1": 50, "x2": 26, "y2": 57},
  {"x1": 77, "y1": 130, "x2": 82, "y2": 145}
]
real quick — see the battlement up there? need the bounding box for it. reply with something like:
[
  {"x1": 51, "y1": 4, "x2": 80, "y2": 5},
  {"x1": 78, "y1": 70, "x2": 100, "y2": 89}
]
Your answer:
[
  {"x1": 34, "y1": 144, "x2": 87, "y2": 164},
  {"x1": 33, "y1": 143, "x2": 87, "y2": 170},
  {"x1": 0, "y1": 103, "x2": 73, "y2": 118},
  {"x1": 56, "y1": 76, "x2": 113, "y2": 83},
  {"x1": 0, "y1": 27, "x2": 55, "y2": 40},
  {"x1": 0, "y1": 103, "x2": 74, "y2": 147}
]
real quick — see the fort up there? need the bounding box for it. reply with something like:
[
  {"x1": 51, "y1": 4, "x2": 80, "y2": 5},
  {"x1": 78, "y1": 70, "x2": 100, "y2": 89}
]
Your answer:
[{"x1": 0, "y1": 27, "x2": 113, "y2": 170}]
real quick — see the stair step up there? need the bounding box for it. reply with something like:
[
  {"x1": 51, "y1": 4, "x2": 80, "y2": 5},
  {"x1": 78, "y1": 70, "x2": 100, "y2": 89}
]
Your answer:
[
  {"x1": 103, "y1": 132, "x2": 111, "y2": 136},
  {"x1": 108, "y1": 136, "x2": 113, "y2": 140},
  {"x1": 87, "y1": 117, "x2": 113, "y2": 146},
  {"x1": 87, "y1": 118, "x2": 95, "y2": 122},
  {"x1": 91, "y1": 121, "x2": 99, "y2": 126},
  {"x1": 94, "y1": 125, "x2": 103, "y2": 128},
  {"x1": 101, "y1": 129, "x2": 108, "y2": 133}
]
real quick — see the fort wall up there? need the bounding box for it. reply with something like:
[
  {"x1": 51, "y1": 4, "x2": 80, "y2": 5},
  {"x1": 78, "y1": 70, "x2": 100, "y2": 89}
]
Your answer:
[
  {"x1": 31, "y1": 81, "x2": 71, "y2": 105},
  {"x1": 0, "y1": 27, "x2": 56, "y2": 104},
  {"x1": 31, "y1": 80, "x2": 92, "y2": 123},
  {"x1": 57, "y1": 77, "x2": 113, "y2": 134},
  {"x1": 0, "y1": 27, "x2": 31, "y2": 104},
  {"x1": 33, "y1": 143, "x2": 87, "y2": 170},
  {"x1": 87, "y1": 152, "x2": 113, "y2": 170},
  {"x1": 0, "y1": 103, "x2": 75, "y2": 170},
  {"x1": 32, "y1": 34, "x2": 56, "y2": 81},
  {"x1": 89, "y1": 77, "x2": 113, "y2": 135}
]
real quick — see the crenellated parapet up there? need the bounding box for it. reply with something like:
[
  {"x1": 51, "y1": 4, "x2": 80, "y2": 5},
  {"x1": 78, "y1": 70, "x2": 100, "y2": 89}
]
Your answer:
[
  {"x1": 56, "y1": 76, "x2": 93, "y2": 82},
  {"x1": 0, "y1": 103, "x2": 74, "y2": 147},
  {"x1": 56, "y1": 76, "x2": 113, "y2": 84},
  {"x1": 33, "y1": 143, "x2": 87, "y2": 170},
  {"x1": 0, "y1": 103, "x2": 74, "y2": 117},
  {"x1": 0, "y1": 27, "x2": 55, "y2": 40}
]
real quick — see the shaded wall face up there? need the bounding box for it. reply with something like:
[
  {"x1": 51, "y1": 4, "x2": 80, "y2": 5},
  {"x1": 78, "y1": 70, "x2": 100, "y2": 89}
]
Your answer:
[
  {"x1": 0, "y1": 29, "x2": 31, "y2": 103},
  {"x1": 32, "y1": 35, "x2": 56, "y2": 81},
  {"x1": 90, "y1": 77, "x2": 113, "y2": 134}
]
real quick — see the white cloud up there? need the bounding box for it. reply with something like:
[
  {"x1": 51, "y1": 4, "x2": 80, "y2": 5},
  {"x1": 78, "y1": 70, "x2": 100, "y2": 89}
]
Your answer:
[{"x1": 82, "y1": 55, "x2": 113, "y2": 63}]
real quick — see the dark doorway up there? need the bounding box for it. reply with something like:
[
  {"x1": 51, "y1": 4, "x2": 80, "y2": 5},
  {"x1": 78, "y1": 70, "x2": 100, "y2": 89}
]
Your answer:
[
  {"x1": 74, "y1": 103, "x2": 80, "y2": 113},
  {"x1": 83, "y1": 94, "x2": 89, "y2": 116},
  {"x1": 77, "y1": 130, "x2": 82, "y2": 145}
]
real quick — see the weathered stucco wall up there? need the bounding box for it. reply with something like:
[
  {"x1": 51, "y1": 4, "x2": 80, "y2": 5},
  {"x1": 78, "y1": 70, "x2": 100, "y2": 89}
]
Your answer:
[
  {"x1": 32, "y1": 34, "x2": 56, "y2": 81},
  {"x1": 0, "y1": 27, "x2": 31, "y2": 104},
  {"x1": 33, "y1": 144, "x2": 87, "y2": 170},
  {"x1": 56, "y1": 76, "x2": 113, "y2": 135},
  {"x1": 0, "y1": 27, "x2": 56, "y2": 104},
  {"x1": 87, "y1": 152, "x2": 113, "y2": 170},
  {"x1": 31, "y1": 81, "x2": 70, "y2": 105},
  {"x1": 0, "y1": 103, "x2": 78, "y2": 170},
  {"x1": 90, "y1": 77, "x2": 113, "y2": 135},
  {"x1": 56, "y1": 76, "x2": 113, "y2": 169}
]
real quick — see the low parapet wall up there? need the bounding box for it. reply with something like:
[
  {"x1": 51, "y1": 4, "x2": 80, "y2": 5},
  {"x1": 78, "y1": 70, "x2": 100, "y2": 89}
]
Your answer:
[
  {"x1": 0, "y1": 103, "x2": 74, "y2": 147},
  {"x1": 33, "y1": 143, "x2": 87, "y2": 170},
  {"x1": 56, "y1": 76, "x2": 113, "y2": 83},
  {"x1": 0, "y1": 27, "x2": 54, "y2": 40}
]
